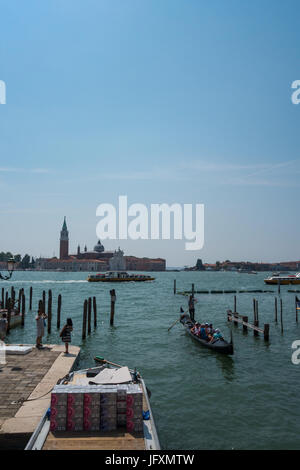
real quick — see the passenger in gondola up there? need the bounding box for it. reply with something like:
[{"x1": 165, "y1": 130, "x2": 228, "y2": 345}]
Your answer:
[
  {"x1": 209, "y1": 328, "x2": 223, "y2": 343},
  {"x1": 204, "y1": 323, "x2": 212, "y2": 341},
  {"x1": 200, "y1": 324, "x2": 208, "y2": 340},
  {"x1": 191, "y1": 322, "x2": 199, "y2": 335}
]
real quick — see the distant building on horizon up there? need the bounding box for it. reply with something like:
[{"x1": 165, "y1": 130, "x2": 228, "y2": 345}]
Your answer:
[{"x1": 35, "y1": 217, "x2": 166, "y2": 272}]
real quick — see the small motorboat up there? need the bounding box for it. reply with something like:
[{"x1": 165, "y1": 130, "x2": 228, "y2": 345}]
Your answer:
[
  {"x1": 25, "y1": 361, "x2": 160, "y2": 450},
  {"x1": 180, "y1": 314, "x2": 234, "y2": 355}
]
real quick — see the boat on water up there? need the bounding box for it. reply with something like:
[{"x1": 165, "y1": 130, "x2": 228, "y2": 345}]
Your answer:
[
  {"x1": 180, "y1": 313, "x2": 234, "y2": 355},
  {"x1": 25, "y1": 360, "x2": 160, "y2": 450},
  {"x1": 237, "y1": 269, "x2": 257, "y2": 274},
  {"x1": 264, "y1": 272, "x2": 300, "y2": 285},
  {"x1": 87, "y1": 271, "x2": 155, "y2": 282}
]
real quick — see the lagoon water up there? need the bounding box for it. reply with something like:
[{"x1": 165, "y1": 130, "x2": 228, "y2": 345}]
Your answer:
[{"x1": 3, "y1": 270, "x2": 300, "y2": 449}]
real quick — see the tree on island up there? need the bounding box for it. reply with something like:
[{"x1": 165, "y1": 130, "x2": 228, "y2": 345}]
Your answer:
[
  {"x1": 0, "y1": 252, "x2": 14, "y2": 262},
  {"x1": 20, "y1": 254, "x2": 31, "y2": 269}
]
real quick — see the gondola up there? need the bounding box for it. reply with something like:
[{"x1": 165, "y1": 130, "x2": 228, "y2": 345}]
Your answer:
[{"x1": 180, "y1": 313, "x2": 234, "y2": 355}]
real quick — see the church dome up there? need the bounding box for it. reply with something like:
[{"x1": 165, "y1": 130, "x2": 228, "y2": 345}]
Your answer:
[{"x1": 94, "y1": 240, "x2": 104, "y2": 253}]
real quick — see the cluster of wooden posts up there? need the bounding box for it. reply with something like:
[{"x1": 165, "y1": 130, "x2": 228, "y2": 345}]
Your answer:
[
  {"x1": 81, "y1": 289, "x2": 117, "y2": 339},
  {"x1": 227, "y1": 294, "x2": 300, "y2": 340},
  {"x1": 82, "y1": 296, "x2": 97, "y2": 340},
  {"x1": 0, "y1": 286, "x2": 31, "y2": 333},
  {"x1": 228, "y1": 296, "x2": 271, "y2": 340},
  {"x1": 0, "y1": 285, "x2": 64, "y2": 335},
  {"x1": 37, "y1": 290, "x2": 62, "y2": 333}
]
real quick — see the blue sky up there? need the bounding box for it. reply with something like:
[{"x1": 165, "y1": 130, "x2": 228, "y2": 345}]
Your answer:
[{"x1": 0, "y1": 0, "x2": 300, "y2": 266}]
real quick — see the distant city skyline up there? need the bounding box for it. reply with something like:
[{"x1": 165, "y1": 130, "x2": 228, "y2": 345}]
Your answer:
[{"x1": 1, "y1": 1, "x2": 300, "y2": 266}]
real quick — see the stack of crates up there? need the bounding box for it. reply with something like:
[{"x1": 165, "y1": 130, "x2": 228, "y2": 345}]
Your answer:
[
  {"x1": 100, "y1": 387, "x2": 117, "y2": 431},
  {"x1": 67, "y1": 387, "x2": 84, "y2": 431},
  {"x1": 116, "y1": 385, "x2": 128, "y2": 427},
  {"x1": 126, "y1": 384, "x2": 143, "y2": 433},
  {"x1": 83, "y1": 386, "x2": 101, "y2": 431},
  {"x1": 50, "y1": 385, "x2": 68, "y2": 431},
  {"x1": 50, "y1": 383, "x2": 143, "y2": 433}
]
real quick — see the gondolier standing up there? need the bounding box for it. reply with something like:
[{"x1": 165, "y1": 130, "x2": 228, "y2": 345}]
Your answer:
[{"x1": 188, "y1": 295, "x2": 195, "y2": 321}]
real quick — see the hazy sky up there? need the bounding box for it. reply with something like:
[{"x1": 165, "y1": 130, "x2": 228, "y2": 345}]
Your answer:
[{"x1": 1, "y1": 0, "x2": 300, "y2": 267}]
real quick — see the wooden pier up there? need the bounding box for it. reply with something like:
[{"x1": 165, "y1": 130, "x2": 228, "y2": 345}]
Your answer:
[
  {"x1": 227, "y1": 310, "x2": 270, "y2": 341},
  {"x1": 0, "y1": 344, "x2": 80, "y2": 449}
]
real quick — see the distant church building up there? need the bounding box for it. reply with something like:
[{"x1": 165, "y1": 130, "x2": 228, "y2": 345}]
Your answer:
[
  {"x1": 109, "y1": 247, "x2": 126, "y2": 271},
  {"x1": 59, "y1": 217, "x2": 69, "y2": 259},
  {"x1": 35, "y1": 217, "x2": 166, "y2": 272}
]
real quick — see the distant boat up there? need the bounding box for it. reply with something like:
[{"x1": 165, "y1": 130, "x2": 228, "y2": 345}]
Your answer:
[
  {"x1": 87, "y1": 271, "x2": 155, "y2": 282},
  {"x1": 264, "y1": 272, "x2": 300, "y2": 285},
  {"x1": 238, "y1": 269, "x2": 257, "y2": 274}
]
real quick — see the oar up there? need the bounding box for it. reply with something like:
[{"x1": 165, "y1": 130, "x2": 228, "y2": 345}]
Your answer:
[
  {"x1": 168, "y1": 309, "x2": 187, "y2": 331},
  {"x1": 167, "y1": 317, "x2": 180, "y2": 331},
  {"x1": 94, "y1": 356, "x2": 123, "y2": 368}
]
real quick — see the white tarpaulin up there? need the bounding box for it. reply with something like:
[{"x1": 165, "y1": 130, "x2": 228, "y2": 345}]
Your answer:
[
  {"x1": 5, "y1": 345, "x2": 33, "y2": 355},
  {"x1": 91, "y1": 366, "x2": 132, "y2": 384}
]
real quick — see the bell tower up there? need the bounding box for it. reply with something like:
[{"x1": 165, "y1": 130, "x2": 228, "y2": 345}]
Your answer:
[{"x1": 59, "y1": 216, "x2": 69, "y2": 260}]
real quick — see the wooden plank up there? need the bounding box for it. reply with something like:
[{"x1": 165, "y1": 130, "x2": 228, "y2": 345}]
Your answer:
[
  {"x1": 43, "y1": 430, "x2": 145, "y2": 450},
  {"x1": 227, "y1": 312, "x2": 264, "y2": 333}
]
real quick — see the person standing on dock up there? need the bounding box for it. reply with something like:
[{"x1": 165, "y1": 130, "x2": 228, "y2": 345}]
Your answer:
[
  {"x1": 188, "y1": 295, "x2": 195, "y2": 321},
  {"x1": 0, "y1": 313, "x2": 8, "y2": 342},
  {"x1": 36, "y1": 309, "x2": 47, "y2": 349},
  {"x1": 60, "y1": 318, "x2": 73, "y2": 355}
]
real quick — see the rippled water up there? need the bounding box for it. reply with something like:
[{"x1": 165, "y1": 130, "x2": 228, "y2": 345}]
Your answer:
[{"x1": 3, "y1": 270, "x2": 300, "y2": 449}]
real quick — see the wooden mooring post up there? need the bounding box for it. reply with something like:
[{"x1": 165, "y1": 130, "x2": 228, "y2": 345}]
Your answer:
[
  {"x1": 17, "y1": 289, "x2": 22, "y2": 313},
  {"x1": 47, "y1": 289, "x2": 52, "y2": 334},
  {"x1": 227, "y1": 310, "x2": 270, "y2": 341},
  {"x1": 174, "y1": 279, "x2": 176, "y2": 295},
  {"x1": 93, "y1": 296, "x2": 97, "y2": 328},
  {"x1": 280, "y1": 298, "x2": 283, "y2": 333},
  {"x1": 295, "y1": 296, "x2": 299, "y2": 323},
  {"x1": 1, "y1": 288, "x2": 4, "y2": 308},
  {"x1": 57, "y1": 294, "x2": 62, "y2": 329},
  {"x1": 42, "y1": 290, "x2": 46, "y2": 313},
  {"x1": 234, "y1": 295, "x2": 237, "y2": 313},
  {"x1": 21, "y1": 293, "x2": 25, "y2": 326},
  {"x1": 7, "y1": 298, "x2": 12, "y2": 334},
  {"x1": 110, "y1": 289, "x2": 116, "y2": 326},
  {"x1": 88, "y1": 297, "x2": 92, "y2": 335},
  {"x1": 242, "y1": 316, "x2": 248, "y2": 332},
  {"x1": 29, "y1": 286, "x2": 33, "y2": 310},
  {"x1": 274, "y1": 297, "x2": 278, "y2": 322},
  {"x1": 82, "y1": 299, "x2": 87, "y2": 340},
  {"x1": 11, "y1": 287, "x2": 15, "y2": 307}
]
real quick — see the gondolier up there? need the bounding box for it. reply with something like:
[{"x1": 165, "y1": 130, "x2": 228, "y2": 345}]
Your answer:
[{"x1": 188, "y1": 295, "x2": 195, "y2": 321}]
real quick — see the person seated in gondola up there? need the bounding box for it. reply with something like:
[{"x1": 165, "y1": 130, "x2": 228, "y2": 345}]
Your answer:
[
  {"x1": 191, "y1": 322, "x2": 200, "y2": 335},
  {"x1": 200, "y1": 324, "x2": 208, "y2": 340},
  {"x1": 209, "y1": 328, "x2": 223, "y2": 343},
  {"x1": 204, "y1": 323, "x2": 213, "y2": 341}
]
